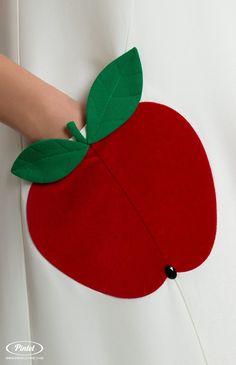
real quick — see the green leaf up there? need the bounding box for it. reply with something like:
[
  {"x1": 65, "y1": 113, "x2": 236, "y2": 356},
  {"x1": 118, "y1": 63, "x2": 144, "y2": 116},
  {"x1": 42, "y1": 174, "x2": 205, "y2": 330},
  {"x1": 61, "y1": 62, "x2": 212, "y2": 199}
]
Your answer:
[
  {"x1": 86, "y1": 47, "x2": 143, "y2": 144},
  {"x1": 11, "y1": 139, "x2": 90, "y2": 183}
]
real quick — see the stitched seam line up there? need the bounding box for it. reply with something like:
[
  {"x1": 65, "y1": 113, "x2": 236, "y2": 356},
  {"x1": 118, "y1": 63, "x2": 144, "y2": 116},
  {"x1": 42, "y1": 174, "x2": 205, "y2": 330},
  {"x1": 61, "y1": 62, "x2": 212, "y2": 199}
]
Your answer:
[
  {"x1": 90, "y1": 144, "x2": 168, "y2": 262},
  {"x1": 16, "y1": 1, "x2": 33, "y2": 361},
  {"x1": 175, "y1": 277, "x2": 208, "y2": 364},
  {"x1": 124, "y1": 0, "x2": 135, "y2": 52}
]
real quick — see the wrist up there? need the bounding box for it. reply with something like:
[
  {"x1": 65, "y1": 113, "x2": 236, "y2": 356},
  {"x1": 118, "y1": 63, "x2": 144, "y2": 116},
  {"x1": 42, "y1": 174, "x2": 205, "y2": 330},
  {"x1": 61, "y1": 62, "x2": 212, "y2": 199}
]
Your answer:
[{"x1": 29, "y1": 89, "x2": 86, "y2": 142}]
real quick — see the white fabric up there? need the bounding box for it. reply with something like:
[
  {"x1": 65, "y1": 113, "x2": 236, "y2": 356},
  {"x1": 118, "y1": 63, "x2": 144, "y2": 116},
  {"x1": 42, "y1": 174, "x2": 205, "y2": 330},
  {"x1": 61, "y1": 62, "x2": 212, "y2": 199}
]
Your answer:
[{"x1": 1, "y1": 0, "x2": 236, "y2": 364}]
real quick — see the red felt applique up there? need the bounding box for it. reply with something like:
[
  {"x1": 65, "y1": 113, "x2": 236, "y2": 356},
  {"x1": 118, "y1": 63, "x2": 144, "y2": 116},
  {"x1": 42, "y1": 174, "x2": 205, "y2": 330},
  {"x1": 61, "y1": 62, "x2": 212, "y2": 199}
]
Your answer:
[{"x1": 26, "y1": 102, "x2": 217, "y2": 298}]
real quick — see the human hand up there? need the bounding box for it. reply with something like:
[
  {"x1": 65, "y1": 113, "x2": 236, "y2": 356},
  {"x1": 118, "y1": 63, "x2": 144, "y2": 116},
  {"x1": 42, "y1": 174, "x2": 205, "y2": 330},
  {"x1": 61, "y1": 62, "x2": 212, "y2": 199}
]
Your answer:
[{"x1": 0, "y1": 53, "x2": 86, "y2": 142}]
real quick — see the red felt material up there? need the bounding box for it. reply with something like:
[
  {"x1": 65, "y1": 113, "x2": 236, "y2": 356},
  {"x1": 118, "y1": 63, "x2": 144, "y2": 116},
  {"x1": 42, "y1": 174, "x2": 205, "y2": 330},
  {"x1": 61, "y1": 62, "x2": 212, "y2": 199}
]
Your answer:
[{"x1": 27, "y1": 102, "x2": 217, "y2": 298}]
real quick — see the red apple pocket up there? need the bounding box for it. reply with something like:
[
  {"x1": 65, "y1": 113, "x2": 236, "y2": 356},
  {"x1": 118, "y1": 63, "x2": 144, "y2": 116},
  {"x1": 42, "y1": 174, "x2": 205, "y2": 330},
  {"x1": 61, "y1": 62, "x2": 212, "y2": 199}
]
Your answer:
[{"x1": 11, "y1": 48, "x2": 217, "y2": 298}]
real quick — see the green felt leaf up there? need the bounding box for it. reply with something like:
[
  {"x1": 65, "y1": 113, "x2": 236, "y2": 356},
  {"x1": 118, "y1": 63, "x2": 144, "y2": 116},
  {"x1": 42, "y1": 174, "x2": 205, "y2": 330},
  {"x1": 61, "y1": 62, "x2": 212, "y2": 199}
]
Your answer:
[
  {"x1": 11, "y1": 139, "x2": 89, "y2": 183},
  {"x1": 86, "y1": 47, "x2": 143, "y2": 144}
]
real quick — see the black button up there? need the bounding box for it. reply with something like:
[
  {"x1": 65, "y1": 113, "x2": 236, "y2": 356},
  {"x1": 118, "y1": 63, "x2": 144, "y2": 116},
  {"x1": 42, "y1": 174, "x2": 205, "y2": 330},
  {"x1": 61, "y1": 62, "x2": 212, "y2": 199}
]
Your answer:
[{"x1": 164, "y1": 265, "x2": 177, "y2": 279}]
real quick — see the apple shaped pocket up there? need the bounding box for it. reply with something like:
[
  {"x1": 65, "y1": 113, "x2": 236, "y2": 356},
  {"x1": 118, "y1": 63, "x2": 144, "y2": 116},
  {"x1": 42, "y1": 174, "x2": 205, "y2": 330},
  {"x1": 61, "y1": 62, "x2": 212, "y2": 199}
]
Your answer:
[{"x1": 11, "y1": 48, "x2": 217, "y2": 298}]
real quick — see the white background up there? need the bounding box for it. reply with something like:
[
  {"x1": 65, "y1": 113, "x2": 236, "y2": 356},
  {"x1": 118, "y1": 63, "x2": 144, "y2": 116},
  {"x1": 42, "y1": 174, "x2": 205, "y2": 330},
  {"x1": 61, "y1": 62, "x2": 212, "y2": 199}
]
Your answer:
[{"x1": 0, "y1": 1, "x2": 236, "y2": 364}]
